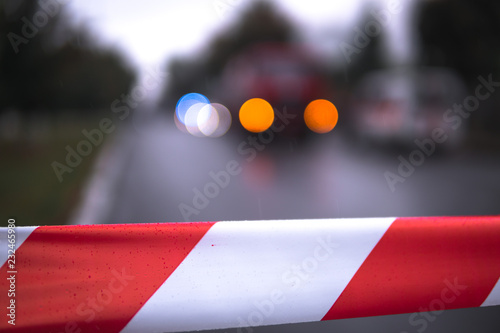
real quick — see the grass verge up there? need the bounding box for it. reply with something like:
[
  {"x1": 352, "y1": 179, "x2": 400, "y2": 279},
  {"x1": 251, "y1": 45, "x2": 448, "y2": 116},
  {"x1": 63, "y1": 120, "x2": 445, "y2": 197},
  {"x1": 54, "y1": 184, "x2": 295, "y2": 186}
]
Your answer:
[{"x1": 0, "y1": 116, "x2": 107, "y2": 227}]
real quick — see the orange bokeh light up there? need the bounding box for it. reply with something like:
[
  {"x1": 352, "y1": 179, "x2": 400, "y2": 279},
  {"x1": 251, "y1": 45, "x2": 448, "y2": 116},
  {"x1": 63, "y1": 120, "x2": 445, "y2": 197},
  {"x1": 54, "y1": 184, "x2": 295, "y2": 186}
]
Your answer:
[
  {"x1": 304, "y1": 99, "x2": 338, "y2": 134},
  {"x1": 239, "y1": 98, "x2": 274, "y2": 133}
]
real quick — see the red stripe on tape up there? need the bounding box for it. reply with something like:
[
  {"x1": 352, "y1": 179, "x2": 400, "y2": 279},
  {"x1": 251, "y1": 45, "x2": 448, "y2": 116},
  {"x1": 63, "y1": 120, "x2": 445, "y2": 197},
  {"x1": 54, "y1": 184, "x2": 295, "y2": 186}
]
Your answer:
[
  {"x1": 322, "y1": 216, "x2": 500, "y2": 320},
  {"x1": 0, "y1": 222, "x2": 215, "y2": 333}
]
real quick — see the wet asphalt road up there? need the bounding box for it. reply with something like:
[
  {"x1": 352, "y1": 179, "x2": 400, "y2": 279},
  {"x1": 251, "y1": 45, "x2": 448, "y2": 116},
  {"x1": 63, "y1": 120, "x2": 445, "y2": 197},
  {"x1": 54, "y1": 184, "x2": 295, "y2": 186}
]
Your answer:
[{"x1": 104, "y1": 114, "x2": 500, "y2": 225}]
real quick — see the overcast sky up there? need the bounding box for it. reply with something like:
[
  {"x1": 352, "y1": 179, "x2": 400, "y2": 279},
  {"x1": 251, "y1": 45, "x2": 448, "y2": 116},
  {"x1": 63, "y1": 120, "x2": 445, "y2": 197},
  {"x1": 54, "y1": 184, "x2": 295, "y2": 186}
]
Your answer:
[{"x1": 67, "y1": 0, "x2": 365, "y2": 69}]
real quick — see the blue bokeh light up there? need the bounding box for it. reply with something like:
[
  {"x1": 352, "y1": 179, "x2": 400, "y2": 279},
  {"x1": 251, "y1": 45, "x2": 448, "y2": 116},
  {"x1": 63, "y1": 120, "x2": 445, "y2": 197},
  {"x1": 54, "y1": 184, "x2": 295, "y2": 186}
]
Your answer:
[{"x1": 175, "y1": 93, "x2": 210, "y2": 124}]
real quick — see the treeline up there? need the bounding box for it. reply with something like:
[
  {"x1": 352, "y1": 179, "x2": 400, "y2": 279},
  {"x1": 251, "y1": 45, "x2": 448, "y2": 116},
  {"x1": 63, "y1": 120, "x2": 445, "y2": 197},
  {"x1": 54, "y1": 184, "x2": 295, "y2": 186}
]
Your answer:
[{"x1": 0, "y1": 0, "x2": 136, "y2": 115}]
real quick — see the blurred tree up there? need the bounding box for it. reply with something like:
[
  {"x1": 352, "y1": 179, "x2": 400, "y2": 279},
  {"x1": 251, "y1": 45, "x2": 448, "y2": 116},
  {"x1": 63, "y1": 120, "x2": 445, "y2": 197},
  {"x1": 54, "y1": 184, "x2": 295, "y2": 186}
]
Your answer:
[
  {"x1": 342, "y1": 5, "x2": 386, "y2": 85},
  {"x1": 418, "y1": 0, "x2": 500, "y2": 85},
  {"x1": 160, "y1": 0, "x2": 296, "y2": 108},
  {"x1": 203, "y1": 0, "x2": 295, "y2": 77},
  {"x1": 418, "y1": 0, "x2": 500, "y2": 134},
  {"x1": 0, "y1": 0, "x2": 135, "y2": 115},
  {"x1": 45, "y1": 40, "x2": 136, "y2": 111}
]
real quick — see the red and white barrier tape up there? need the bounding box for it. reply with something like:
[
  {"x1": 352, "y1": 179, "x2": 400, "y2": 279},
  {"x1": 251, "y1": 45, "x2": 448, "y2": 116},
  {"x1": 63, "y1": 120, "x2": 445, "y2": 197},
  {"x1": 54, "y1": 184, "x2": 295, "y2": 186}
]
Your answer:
[{"x1": 1, "y1": 216, "x2": 499, "y2": 332}]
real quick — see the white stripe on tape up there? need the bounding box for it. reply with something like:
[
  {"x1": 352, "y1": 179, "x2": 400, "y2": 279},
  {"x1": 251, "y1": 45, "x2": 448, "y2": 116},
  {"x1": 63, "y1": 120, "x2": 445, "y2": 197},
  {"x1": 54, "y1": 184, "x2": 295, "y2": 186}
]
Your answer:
[
  {"x1": 0, "y1": 226, "x2": 37, "y2": 269},
  {"x1": 481, "y1": 277, "x2": 500, "y2": 307},
  {"x1": 121, "y1": 218, "x2": 395, "y2": 332}
]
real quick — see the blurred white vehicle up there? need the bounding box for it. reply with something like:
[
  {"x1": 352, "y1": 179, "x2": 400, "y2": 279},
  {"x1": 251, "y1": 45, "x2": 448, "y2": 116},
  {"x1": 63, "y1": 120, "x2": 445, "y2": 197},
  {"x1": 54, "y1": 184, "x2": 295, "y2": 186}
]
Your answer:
[{"x1": 351, "y1": 67, "x2": 467, "y2": 149}]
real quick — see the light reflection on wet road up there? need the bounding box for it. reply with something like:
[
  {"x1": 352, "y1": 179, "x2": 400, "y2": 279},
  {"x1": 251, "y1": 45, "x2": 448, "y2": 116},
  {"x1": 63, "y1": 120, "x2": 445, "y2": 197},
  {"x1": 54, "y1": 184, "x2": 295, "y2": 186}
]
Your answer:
[{"x1": 105, "y1": 114, "x2": 500, "y2": 225}]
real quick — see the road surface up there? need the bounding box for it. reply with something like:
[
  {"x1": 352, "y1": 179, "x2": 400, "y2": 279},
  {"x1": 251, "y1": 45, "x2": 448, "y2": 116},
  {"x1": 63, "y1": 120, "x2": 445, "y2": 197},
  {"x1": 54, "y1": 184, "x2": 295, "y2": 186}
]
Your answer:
[{"x1": 103, "y1": 113, "x2": 500, "y2": 225}]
